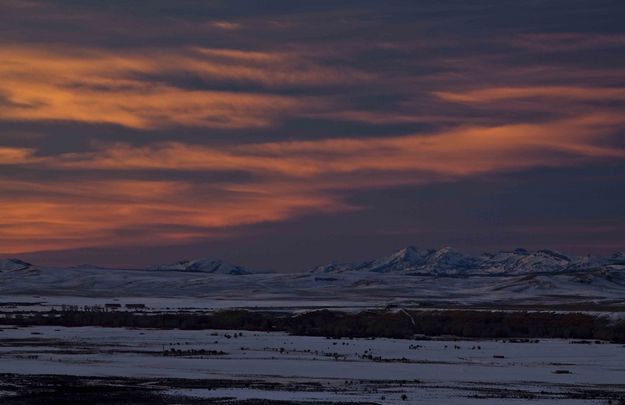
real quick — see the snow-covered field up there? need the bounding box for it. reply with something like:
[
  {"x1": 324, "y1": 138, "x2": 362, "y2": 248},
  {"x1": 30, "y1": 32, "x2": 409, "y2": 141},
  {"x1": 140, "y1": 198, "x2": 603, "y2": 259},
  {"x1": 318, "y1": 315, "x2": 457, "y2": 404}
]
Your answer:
[
  {"x1": 2, "y1": 265, "x2": 625, "y2": 311},
  {"x1": 0, "y1": 325, "x2": 624, "y2": 404}
]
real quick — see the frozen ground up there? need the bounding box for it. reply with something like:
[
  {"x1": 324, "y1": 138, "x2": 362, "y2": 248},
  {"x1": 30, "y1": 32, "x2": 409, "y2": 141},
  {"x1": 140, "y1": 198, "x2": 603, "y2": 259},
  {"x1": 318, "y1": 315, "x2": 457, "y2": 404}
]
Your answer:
[
  {"x1": 0, "y1": 294, "x2": 379, "y2": 313},
  {"x1": 0, "y1": 325, "x2": 624, "y2": 404},
  {"x1": 2, "y1": 265, "x2": 625, "y2": 311}
]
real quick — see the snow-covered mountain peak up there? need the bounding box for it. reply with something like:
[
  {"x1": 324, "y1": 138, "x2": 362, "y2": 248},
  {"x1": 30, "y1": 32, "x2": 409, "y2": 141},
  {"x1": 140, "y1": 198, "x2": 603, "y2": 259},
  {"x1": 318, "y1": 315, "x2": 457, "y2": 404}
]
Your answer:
[
  {"x1": 535, "y1": 249, "x2": 571, "y2": 262},
  {"x1": 307, "y1": 246, "x2": 618, "y2": 276},
  {"x1": 0, "y1": 258, "x2": 33, "y2": 272},
  {"x1": 419, "y1": 247, "x2": 475, "y2": 275},
  {"x1": 429, "y1": 246, "x2": 463, "y2": 261},
  {"x1": 476, "y1": 248, "x2": 571, "y2": 275},
  {"x1": 388, "y1": 246, "x2": 423, "y2": 262},
  {"x1": 375, "y1": 246, "x2": 430, "y2": 264},
  {"x1": 365, "y1": 246, "x2": 433, "y2": 273},
  {"x1": 310, "y1": 260, "x2": 356, "y2": 274},
  {"x1": 149, "y1": 258, "x2": 250, "y2": 275},
  {"x1": 610, "y1": 252, "x2": 625, "y2": 263},
  {"x1": 311, "y1": 246, "x2": 476, "y2": 275}
]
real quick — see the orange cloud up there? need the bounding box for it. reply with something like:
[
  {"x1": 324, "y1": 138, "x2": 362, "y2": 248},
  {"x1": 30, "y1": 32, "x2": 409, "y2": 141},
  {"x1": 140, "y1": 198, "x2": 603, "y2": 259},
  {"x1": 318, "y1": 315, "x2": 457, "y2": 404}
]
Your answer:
[
  {"x1": 433, "y1": 86, "x2": 625, "y2": 104},
  {"x1": 0, "y1": 178, "x2": 347, "y2": 253},
  {"x1": 509, "y1": 33, "x2": 625, "y2": 52},
  {"x1": 209, "y1": 21, "x2": 242, "y2": 31},
  {"x1": 7, "y1": 112, "x2": 615, "y2": 178},
  {"x1": 2, "y1": 109, "x2": 624, "y2": 254},
  {"x1": 0, "y1": 45, "x2": 366, "y2": 129},
  {"x1": 0, "y1": 147, "x2": 36, "y2": 164},
  {"x1": 3, "y1": 80, "x2": 304, "y2": 129}
]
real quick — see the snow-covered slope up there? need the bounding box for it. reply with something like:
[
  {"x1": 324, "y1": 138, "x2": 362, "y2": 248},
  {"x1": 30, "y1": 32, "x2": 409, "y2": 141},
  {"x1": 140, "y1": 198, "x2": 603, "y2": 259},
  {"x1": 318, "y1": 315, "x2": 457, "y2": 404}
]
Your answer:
[
  {"x1": 149, "y1": 258, "x2": 250, "y2": 275},
  {"x1": 567, "y1": 252, "x2": 625, "y2": 270},
  {"x1": 310, "y1": 247, "x2": 625, "y2": 276},
  {"x1": 1, "y1": 249, "x2": 624, "y2": 308},
  {"x1": 0, "y1": 263, "x2": 624, "y2": 307},
  {"x1": 311, "y1": 247, "x2": 476, "y2": 275},
  {"x1": 364, "y1": 246, "x2": 432, "y2": 272},
  {"x1": 365, "y1": 246, "x2": 474, "y2": 275},
  {"x1": 0, "y1": 258, "x2": 33, "y2": 272},
  {"x1": 475, "y1": 249, "x2": 571, "y2": 275}
]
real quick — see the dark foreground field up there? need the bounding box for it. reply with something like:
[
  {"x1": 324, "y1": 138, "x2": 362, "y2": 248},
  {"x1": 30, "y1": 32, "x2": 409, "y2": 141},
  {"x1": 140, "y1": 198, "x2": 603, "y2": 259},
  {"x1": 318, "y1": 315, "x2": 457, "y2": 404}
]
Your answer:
[
  {"x1": 0, "y1": 374, "x2": 374, "y2": 405},
  {"x1": 2, "y1": 373, "x2": 625, "y2": 405}
]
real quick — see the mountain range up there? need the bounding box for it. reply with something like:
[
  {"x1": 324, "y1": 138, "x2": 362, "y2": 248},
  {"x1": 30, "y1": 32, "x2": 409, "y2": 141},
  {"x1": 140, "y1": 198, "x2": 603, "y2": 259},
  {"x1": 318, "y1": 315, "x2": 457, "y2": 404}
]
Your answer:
[
  {"x1": 3, "y1": 246, "x2": 624, "y2": 277},
  {"x1": 148, "y1": 258, "x2": 250, "y2": 275},
  {"x1": 310, "y1": 246, "x2": 625, "y2": 276},
  {"x1": 2, "y1": 248, "x2": 625, "y2": 307}
]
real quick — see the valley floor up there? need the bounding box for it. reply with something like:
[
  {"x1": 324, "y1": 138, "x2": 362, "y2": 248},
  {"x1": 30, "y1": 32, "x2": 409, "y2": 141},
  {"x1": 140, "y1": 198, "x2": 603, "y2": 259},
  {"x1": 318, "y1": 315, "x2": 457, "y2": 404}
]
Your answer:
[{"x1": 1, "y1": 325, "x2": 624, "y2": 404}]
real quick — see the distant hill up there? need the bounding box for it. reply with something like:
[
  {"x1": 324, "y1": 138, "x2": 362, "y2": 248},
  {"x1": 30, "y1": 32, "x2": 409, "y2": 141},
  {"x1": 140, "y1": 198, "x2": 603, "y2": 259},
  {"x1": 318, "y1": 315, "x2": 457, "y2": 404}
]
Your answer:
[
  {"x1": 310, "y1": 246, "x2": 625, "y2": 276},
  {"x1": 0, "y1": 258, "x2": 33, "y2": 272},
  {"x1": 148, "y1": 258, "x2": 250, "y2": 275}
]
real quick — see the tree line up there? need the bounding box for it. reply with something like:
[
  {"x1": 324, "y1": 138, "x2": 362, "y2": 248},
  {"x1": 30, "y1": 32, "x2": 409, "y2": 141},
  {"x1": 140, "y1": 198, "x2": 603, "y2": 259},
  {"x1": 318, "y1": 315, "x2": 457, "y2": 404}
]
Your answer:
[{"x1": 2, "y1": 308, "x2": 624, "y2": 343}]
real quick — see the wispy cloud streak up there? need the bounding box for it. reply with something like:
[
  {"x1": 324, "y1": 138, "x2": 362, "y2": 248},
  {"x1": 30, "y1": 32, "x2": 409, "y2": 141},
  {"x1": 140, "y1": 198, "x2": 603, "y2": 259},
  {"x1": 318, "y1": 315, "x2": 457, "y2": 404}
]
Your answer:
[{"x1": 0, "y1": 45, "x2": 366, "y2": 129}]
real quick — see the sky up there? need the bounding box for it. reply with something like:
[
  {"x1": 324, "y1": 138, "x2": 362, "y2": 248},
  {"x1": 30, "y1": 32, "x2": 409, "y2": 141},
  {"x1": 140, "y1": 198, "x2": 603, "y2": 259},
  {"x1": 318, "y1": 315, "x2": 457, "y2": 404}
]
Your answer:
[{"x1": 1, "y1": 0, "x2": 625, "y2": 271}]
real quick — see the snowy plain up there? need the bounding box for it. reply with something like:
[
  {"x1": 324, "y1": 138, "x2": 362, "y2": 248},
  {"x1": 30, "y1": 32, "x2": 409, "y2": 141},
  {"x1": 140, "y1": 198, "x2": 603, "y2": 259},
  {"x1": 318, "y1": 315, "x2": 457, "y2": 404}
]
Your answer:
[{"x1": 0, "y1": 325, "x2": 624, "y2": 404}]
